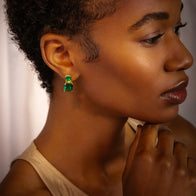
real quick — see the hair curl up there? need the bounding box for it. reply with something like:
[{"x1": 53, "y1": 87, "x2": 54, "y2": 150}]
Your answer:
[{"x1": 5, "y1": 0, "x2": 118, "y2": 93}]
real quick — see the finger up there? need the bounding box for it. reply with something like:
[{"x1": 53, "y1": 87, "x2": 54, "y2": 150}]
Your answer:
[
  {"x1": 174, "y1": 141, "x2": 188, "y2": 168},
  {"x1": 157, "y1": 127, "x2": 174, "y2": 156},
  {"x1": 189, "y1": 175, "x2": 196, "y2": 188},
  {"x1": 136, "y1": 124, "x2": 160, "y2": 152},
  {"x1": 187, "y1": 159, "x2": 196, "y2": 192},
  {"x1": 123, "y1": 125, "x2": 142, "y2": 181},
  {"x1": 188, "y1": 157, "x2": 196, "y2": 175}
]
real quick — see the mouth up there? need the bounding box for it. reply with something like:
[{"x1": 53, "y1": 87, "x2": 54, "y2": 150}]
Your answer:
[{"x1": 160, "y1": 79, "x2": 189, "y2": 104}]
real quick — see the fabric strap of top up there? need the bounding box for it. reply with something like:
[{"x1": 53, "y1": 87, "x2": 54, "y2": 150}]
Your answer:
[
  {"x1": 12, "y1": 142, "x2": 88, "y2": 196},
  {"x1": 127, "y1": 117, "x2": 145, "y2": 132}
]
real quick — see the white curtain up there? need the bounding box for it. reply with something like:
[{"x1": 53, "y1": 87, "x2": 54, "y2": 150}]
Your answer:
[
  {"x1": 0, "y1": 1, "x2": 49, "y2": 180},
  {"x1": 0, "y1": 1, "x2": 195, "y2": 181}
]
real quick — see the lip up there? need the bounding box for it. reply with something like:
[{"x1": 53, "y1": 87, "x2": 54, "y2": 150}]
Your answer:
[{"x1": 161, "y1": 79, "x2": 189, "y2": 104}]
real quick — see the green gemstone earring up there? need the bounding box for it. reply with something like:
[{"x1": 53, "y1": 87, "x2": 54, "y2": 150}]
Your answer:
[{"x1": 64, "y1": 75, "x2": 73, "y2": 92}]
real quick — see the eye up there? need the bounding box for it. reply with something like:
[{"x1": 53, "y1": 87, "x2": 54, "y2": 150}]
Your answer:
[
  {"x1": 141, "y1": 33, "x2": 164, "y2": 45},
  {"x1": 174, "y1": 22, "x2": 187, "y2": 36}
]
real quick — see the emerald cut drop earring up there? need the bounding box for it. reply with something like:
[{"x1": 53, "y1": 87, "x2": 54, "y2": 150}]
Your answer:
[{"x1": 64, "y1": 75, "x2": 73, "y2": 92}]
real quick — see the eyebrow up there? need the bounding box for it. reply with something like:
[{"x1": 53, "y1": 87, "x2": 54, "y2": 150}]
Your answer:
[{"x1": 128, "y1": 12, "x2": 169, "y2": 31}]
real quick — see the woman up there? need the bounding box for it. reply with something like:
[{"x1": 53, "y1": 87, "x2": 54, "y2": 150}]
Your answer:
[{"x1": 1, "y1": 0, "x2": 196, "y2": 195}]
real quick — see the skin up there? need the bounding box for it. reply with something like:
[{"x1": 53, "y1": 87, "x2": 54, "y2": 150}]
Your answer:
[
  {"x1": 0, "y1": 0, "x2": 196, "y2": 195},
  {"x1": 123, "y1": 124, "x2": 196, "y2": 196}
]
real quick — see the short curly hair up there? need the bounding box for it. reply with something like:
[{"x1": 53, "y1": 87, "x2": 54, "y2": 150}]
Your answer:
[{"x1": 5, "y1": 0, "x2": 118, "y2": 93}]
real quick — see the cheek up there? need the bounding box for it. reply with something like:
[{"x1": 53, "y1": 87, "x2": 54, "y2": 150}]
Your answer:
[
  {"x1": 102, "y1": 45, "x2": 164, "y2": 96},
  {"x1": 79, "y1": 48, "x2": 164, "y2": 116},
  {"x1": 76, "y1": 41, "x2": 178, "y2": 122}
]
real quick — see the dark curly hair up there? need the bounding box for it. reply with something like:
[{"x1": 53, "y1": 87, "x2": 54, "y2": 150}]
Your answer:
[{"x1": 4, "y1": 0, "x2": 119, "y2": 93}]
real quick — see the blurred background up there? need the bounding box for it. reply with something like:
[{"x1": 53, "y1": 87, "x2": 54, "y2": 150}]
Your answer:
[{"x1": 0, "y1": 0, "x2": 195, "y2": 181}]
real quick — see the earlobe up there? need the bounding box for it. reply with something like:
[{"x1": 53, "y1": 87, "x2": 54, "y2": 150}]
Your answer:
[{"x1": 40, "y1": 33, "x2": 80, "y2": 80}]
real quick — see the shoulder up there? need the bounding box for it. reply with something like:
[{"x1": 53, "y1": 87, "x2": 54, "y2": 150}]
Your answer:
[
  {"x1": 164, "y1": 115, "x2": 196, "y2": 160},
  {"x1": 0, "y1": 160, "x2": 51, "y2": 196}
]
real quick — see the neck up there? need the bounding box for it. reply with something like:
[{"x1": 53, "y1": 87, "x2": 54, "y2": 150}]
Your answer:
[{"x1": 35, "y1": 83, "x2": 128, "y2": 189}]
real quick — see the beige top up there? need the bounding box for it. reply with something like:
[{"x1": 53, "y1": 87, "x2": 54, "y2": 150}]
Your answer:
[
  {"x1": 127, "y1": 117, "x2": 145, "y2": 131},
  {"x1": 12, "y1": 118, "x2": 143, "y2": 196},
  {"x1": 13, "y1": 142, "x2": 88, "y2": 196}
]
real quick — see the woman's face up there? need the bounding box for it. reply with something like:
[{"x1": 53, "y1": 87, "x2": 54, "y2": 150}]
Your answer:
[{"x1": 74, "y1": 0, "x2": 193, "y2": 123}]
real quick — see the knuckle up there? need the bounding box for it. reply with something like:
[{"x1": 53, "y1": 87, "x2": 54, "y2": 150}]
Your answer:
[
  {"x1": 135, "y1": 150, "x2": 154, "y2": 164},
  {"x1": 158, "y1": 155, "x2": 173, "y2": 170},
  {"x1": 158, "y1": 126, "x2": 172, "y2": 132},
  {"x1": 175, "y1": 166, "x2": 187, "y2": 177},
  {"x1": 174, "y1": 141, "x2": 187, "y2": 150},
  {"x1": 158, "y1": 127, "x2": 174, "y2": 138},
  {"x1": 188, "y1": 175, "x2": 196, "y2": 186}
]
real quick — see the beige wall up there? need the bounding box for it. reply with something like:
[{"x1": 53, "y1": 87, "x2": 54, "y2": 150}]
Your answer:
[{"x1": 180, "y1": 0, "x2": 196, "y2": 126}]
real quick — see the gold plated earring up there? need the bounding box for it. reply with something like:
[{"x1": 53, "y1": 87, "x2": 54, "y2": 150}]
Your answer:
[{"x1": 64, "y1": 75, "x2": 73, "y2": 92}]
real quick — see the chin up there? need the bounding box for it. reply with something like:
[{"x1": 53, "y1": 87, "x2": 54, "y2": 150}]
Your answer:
[
  {"x1": 150, "y1": 106, "x2": 179, "y2": 124},
  {"x1": 135, "y1": 105, "x2": 180, "y2": 124}
]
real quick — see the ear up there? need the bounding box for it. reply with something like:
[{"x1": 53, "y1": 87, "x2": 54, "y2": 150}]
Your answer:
[{"x1": 40, "y1": 33, "x2": 80, "y2": 80}]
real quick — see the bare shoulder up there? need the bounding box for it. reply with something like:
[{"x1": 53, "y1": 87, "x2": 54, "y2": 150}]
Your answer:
[
  {"x1": 164, "y1": 115, "x2": 196, "y2": 159},
  {"x1": 0, "y1": 160, "x2": 51, "y2": 196}
]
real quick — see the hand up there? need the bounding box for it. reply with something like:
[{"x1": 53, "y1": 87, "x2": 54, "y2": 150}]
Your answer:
[{"x1": 123, "y1": 125, "x2": 196, "y2": 196}]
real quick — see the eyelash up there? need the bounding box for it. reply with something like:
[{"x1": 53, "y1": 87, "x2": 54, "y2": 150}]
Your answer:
[
  {"x1": 141, "y1": 33, "x2": 164, "y2": 45},
  {"x1": 174, "y1": 22, "x2": 187, "y2": 35},
  {"x1": 141, "y1": 22, "x2": 187, "y2": 45}
]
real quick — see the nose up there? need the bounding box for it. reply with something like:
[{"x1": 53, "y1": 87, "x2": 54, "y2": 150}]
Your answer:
[{"x1": 164, "y1": 37, "x2": 193, "y2": 72}]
